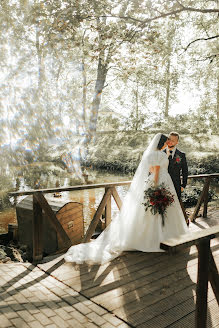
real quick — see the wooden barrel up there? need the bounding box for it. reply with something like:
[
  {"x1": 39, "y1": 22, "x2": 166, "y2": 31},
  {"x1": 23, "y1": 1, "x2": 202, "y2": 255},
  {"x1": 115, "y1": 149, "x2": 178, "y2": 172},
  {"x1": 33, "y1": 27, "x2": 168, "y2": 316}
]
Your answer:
[{"x1": 16, "y1": 195, "x2": 84, "y2": 256}]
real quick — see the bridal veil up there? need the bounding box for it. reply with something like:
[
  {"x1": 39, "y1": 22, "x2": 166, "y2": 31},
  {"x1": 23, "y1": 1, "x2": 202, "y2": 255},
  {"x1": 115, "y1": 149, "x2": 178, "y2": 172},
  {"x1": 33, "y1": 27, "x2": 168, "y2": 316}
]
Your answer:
[{"x1": 64, "y1": 133, "x2": 163, "y2": 264}]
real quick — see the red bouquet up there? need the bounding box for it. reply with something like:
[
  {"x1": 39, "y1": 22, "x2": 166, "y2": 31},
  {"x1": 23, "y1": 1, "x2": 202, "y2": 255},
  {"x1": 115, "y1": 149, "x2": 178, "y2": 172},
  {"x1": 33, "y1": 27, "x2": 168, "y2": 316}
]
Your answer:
[{"x1": 143, "y1": 183, "x2": 175, "y2": 226}]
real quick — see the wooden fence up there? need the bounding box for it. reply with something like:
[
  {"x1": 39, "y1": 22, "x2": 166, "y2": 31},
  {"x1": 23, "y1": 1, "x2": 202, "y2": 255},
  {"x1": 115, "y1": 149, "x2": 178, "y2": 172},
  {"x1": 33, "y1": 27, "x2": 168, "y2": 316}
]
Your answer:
[
  {"x1": 161, "y1": 224, "x2": 219, "y2": 328},
  {"x1": 9, "y1": 173, "x2": 218, "y2": 263}
]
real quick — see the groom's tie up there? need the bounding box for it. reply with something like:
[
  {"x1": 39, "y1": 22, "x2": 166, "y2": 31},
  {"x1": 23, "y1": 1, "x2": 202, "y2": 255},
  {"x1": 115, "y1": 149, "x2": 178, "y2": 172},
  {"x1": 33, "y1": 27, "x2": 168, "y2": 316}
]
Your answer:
[{"x1": 168, "y1": 150, "x2": 173, "y2": 160}]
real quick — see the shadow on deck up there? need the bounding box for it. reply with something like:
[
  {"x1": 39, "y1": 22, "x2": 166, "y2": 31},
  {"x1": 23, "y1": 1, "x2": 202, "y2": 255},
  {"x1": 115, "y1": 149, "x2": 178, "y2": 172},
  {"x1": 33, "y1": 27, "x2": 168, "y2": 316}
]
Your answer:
[{"x1": 35, "y1": 216, "x2": 219, "y2": 328}]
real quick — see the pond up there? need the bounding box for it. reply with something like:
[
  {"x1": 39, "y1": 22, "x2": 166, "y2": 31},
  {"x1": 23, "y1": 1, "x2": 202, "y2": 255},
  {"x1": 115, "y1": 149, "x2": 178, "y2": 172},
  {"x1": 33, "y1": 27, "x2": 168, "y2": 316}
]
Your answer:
[
  {"x1": 0, "y1": 165, "x2": 133, "y2": 234},
  {"x1": 0, "y1": 162, "x2": 218, "y2": 234}
]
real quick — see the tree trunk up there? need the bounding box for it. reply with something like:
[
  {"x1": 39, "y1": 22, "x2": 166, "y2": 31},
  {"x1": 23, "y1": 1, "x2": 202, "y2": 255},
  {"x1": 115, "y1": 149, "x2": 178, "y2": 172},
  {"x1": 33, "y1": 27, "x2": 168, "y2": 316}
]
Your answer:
[
  {"x1": 88, "y1": 17, "x2": 112, "y2": 139},
  {"x1": 135, "y1": 77, "x2": 139, "y2": 130},
  {"x1": 89, "y1": 58, "x2": 107, "y2": 136},
  {"x1": 216, "y1": 74, "x2": 219, "y2": 123},
  {"x1": 36, "y1": 23, "x2": 44, "y2": 92},
  {"x1": 82, "y1": 60, "x2": 87, "y2": 125},
  {"x1": 81, "y1": 31, "x2": 87, "y2": 130},
  {"x1": 164, "y1": 25, "x2": 175, "y2": 118},
  {"x1": 165, "y1": 57, "x2": 171, "y2": 118}
]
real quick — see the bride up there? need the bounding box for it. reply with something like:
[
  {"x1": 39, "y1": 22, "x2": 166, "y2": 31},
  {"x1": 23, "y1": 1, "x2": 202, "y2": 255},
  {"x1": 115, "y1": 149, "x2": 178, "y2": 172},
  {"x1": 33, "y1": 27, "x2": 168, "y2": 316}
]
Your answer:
[{"x1": 64, "y1": 133, "x2": 189, "y2": 264}]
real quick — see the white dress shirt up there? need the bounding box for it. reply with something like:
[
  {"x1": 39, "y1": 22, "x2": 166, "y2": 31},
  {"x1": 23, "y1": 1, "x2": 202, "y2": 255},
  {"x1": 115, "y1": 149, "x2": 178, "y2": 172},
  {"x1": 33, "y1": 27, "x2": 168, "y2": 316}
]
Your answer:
[{"x1": 164, "y1": 146, "x2": 177, "y2": 159}]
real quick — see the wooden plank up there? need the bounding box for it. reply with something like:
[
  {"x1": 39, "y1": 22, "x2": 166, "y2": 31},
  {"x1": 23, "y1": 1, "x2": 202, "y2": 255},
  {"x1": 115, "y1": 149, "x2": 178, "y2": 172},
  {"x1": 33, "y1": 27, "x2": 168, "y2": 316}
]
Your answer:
[
  {"x1": 57, "y1": 202, "x2": 81, "y2": 212},
  {"x1": 203, "y1": 177, "x2": 211, "y2": 218},
  {"x1": 190, "y1": 178, "x2": 210, "y2": 222},
  {"x1": 85, "y1": 248, "x2": 219, "y2": 303},
  {"x1": 92, "y1": 250, "x2": 213, "y2": 315},
  {"x1": 10, "y1": 181, "x2": 132, "y2": 196},
  {"x1": 113, "y1": 258, "x2": 218, "y2": 325},
  {"x1": 127, "y1": 282, "x2": 219, "y2": 326},
  {"x1": 111, "y1": 187, "x2": 122, "y2": 210},
  {"x1": 38, "y1": 232, "x2": 219, "y2": 327},
  {"x1": 209, "y1": 250, "x2": 219, "y2": 305},
  {"x1": 114, "y1": 270, "x2": 218, "y2": 324},
  {"x1": 61, "y1": 222, "x2": 83, "y2": 232},
  {"x1": 82, "y1": 188, "x2": 112, "y2": 242},
  {"x1": 9, "y1": 173, "x2": 219, "y2": 197},
  {"x1": 90, "y1": 250, "x2": 219, "y2": 318},
  {"x1": 105, "y1": 189, "x2": 112, "y2": 227},
  {"x1": 32, "y1": 194, "x2": 43, "y2": 262},
  {"x1": 168, "y1": 297, "x2": 219, "y2": 328},
  {"x1": 195, "y1": 240, "x2": 210, "y2": 328},
  {"x1": 56, "y1": 208, "x2": 82, "y2": 218},
  {"x1": 33, "y1": 192, "x2": 71, "y2": 248},
  {"x1": 56, "y1": 208, "x2": 83, "y2": 221},
  {"x1": 57, "y1": 203, "x2": 83, "y2": 214},
  {"x1": 160, "y1": 225, "x2": 219, "y2": 252},
  {"x1": 187, "y1": 173, "x2": 219, "y2": 179},
  {"x1": 57, "y1": 217, "x2": 83, "y2": 228},
  {"x1": 136, "y1": 290, "x2": 215, "y2": 328},
  {"x1": 60, "y1": 250, "x2": 160, "y2": 282}
]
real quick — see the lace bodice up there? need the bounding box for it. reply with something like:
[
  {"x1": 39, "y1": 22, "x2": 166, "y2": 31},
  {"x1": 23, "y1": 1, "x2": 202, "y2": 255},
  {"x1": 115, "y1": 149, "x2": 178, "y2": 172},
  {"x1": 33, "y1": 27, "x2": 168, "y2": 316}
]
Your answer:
[{"x1": 147, "y1": 150, "x2": 168, "y2": 170}]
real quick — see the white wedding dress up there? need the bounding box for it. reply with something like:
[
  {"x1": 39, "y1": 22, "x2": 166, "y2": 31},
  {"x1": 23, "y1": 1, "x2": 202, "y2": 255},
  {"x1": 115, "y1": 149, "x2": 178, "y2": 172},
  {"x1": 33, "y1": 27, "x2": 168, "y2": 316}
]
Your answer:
[{"x1": 64, "y1": 133, "x2": 189, "y2": 264}]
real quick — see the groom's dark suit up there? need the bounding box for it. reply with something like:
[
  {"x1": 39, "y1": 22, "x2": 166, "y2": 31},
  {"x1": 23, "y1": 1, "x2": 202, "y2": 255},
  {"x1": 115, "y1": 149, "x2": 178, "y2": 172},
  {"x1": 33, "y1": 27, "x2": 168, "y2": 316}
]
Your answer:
[{"x1": 165, "y1": 148, "x2": 188, "y2": 199}]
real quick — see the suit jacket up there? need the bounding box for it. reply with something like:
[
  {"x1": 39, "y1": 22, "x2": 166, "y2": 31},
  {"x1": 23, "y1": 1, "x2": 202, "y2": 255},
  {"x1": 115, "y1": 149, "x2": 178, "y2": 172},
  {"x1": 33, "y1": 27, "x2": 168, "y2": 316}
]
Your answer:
[{"x1": 164, "y1": 148, "x2": 188, "y2": 199}]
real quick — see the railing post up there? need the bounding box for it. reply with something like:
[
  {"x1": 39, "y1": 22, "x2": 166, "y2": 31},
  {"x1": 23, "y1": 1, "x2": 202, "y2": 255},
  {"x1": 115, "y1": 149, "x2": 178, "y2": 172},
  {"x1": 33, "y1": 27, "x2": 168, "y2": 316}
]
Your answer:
[
  {"x1": 33, "y1": 193, "x2": 43, "y2": 263},
  {"x1": 111, "y1": 187, "x2": 122, "y2": 210},
  {"x1": 208, "y1": 251, "x2": 219, "y2": 305},
  {"x1": 105, "y1": 188, "x2": 112, "y2": 227},
  {"x1": 195, "y1": 239, "x2": 210, "y2": 328},
  {"x1": 83, "y1": 188, "x2": 112, "y2": 242},
  {"x1": 203, "y1": 177, "x2": 211, "y2": 218},
  {"x1": 191, "y1": 177, "x2": 210, "y2": 222}
]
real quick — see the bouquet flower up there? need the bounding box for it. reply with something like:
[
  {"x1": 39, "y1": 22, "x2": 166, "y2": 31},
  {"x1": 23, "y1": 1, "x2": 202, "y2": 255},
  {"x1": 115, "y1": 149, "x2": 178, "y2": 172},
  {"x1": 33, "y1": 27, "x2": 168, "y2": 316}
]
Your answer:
[{"x1": 143, "y1": 183, "x2": 175, "y2": 226}]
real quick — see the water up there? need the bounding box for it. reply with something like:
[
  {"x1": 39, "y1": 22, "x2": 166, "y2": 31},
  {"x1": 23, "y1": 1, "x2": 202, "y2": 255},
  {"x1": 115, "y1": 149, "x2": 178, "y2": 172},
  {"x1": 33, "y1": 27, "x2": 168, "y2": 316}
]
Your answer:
[
  {"x1": 0, "y1": 163, "x2": 218, "y2": 234},
  {"x1": 0, "y1": 165, "x2": 133, "y2": 234}
]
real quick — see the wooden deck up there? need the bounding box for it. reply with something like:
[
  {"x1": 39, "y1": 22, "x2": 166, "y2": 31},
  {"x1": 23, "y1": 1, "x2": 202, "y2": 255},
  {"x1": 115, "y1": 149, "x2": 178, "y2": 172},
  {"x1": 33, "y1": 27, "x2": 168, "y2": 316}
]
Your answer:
[{"x1": 37, "y1": 210, "x2": 219, "y2": 328}]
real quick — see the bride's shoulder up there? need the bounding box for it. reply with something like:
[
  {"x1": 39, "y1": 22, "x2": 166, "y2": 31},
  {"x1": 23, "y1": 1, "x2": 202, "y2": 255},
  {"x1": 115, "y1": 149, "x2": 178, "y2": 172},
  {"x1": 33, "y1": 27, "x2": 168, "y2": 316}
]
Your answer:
[
  {"x1": 160, "y1": 151, "x2": 167, "y2": 158},
  {"x1": 146, "y1": 150, "x2": 161, "y2": 164}
]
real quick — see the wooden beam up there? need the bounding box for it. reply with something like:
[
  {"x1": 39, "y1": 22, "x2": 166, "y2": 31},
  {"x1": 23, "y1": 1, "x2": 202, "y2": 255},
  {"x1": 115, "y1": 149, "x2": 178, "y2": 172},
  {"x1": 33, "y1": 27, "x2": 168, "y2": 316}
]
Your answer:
[
  {"x1": 33, "y1": 194, "x2": 43, "y2": 262},
  {"x1": 9, "y1": 173, "x2": 219, "y2": 197},
  {"x1": 187, "y1": 173, "x2": 219, "y2": 179},
  {"x1": 203, "y1": 177, "x2": 211, "y2": 218},
  {"x1": 33, "y1": 192, "x2": 71, "y2": 248},
  {"x1": 160, "y1": 224, "x2": 219, "y2": 252},
  {"x1": 195, "y1": 240, "x2": 210, "y2": 328},
  {"x1": 190, "y1": 178, "x2": 211, "y2": 222},
  {"x1": 161, "y1": 227, "x2": 219, "y2": 327},
  {"x1": 208, "y1": 250, "x2": 219, "y2": 305},
  {"x1": 105, "y1": 188, "x2": 112, "y2": 227},
  {"x1": 9, "y1": 181, "x2": 132, "y2": 196},
  {"x1": 83, "y1": 188, "x2": 112, "y2": 242},
  {"x1": 111, "y1": 187, "x2": 122, "y2": 210}
]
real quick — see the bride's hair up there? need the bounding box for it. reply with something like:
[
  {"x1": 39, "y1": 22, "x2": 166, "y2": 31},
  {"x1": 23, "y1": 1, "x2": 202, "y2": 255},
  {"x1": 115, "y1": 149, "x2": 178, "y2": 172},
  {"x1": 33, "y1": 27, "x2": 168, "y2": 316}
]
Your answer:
[{"x1": 157, "y1": 134, "x2": 168, "y2": 150}]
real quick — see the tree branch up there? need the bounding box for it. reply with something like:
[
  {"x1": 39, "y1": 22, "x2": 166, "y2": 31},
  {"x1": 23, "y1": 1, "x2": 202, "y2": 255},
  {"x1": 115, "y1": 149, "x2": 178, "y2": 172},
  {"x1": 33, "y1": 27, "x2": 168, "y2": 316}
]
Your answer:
[
  {"x1": 184, "y1": 35, "x2": 219, "y2": 52},
  {"x1": 82, "y1": 4, "x2": 219, "y2": 25},
  {"x1": 195, "y1": 54, "x2": 219, "y2": 63}
]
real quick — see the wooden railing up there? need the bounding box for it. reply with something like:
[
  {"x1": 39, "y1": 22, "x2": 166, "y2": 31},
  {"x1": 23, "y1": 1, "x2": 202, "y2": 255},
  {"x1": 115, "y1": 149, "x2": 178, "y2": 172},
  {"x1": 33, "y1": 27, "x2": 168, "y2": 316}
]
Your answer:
[
  {"x1": 160, "y1": 225, "x2": 219, "y2": 328},
  {"x1": 188, "y1": 173, "x2": 218, "y2": 221},
  {"x1": 10, "y1": 173, "x2": 218, "y2": 262}
]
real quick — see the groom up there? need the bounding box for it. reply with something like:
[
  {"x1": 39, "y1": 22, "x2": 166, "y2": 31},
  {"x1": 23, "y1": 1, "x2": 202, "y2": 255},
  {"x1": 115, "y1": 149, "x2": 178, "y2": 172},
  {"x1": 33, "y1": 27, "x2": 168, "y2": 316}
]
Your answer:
[{"x1": 165, "y1": 132, "x2": 188, "y2": 200}]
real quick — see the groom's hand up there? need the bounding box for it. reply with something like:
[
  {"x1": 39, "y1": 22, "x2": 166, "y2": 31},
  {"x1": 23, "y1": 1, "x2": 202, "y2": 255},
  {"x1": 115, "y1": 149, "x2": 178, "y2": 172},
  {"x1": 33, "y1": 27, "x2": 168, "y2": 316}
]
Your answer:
[{"x1": 181, "y1": 187, "x2": 184, "y2": 192}]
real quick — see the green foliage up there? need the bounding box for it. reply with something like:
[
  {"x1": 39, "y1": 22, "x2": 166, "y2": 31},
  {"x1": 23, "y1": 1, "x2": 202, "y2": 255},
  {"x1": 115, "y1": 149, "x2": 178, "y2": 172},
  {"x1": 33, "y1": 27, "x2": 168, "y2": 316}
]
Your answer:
[
  {"x1": 0, "y1": 0, "x2": 219, "y2": 166},
  {"x1": 86, "y1": 131, "x2": 219, "y2": 175},
  {"x1": 182, "y1": 186, "x2": 217, "y2": 207},
  {"x1": 0, "y1": 175, "x2": 14, "y2": 210}
]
